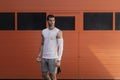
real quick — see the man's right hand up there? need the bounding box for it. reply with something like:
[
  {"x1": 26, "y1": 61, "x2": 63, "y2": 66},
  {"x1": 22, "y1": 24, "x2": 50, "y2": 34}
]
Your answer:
[{"x1": 36, "y1": 57, "x2": 42, "y2": 62}]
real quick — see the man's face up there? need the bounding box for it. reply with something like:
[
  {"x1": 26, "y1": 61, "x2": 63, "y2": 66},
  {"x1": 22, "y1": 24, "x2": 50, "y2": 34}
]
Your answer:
[{"x1": 48, "y1": 17, "x2": 55, "y2": 27}]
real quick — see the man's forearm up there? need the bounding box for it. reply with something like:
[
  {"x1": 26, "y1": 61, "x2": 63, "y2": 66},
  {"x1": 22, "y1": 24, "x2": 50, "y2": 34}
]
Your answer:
[
  {"x1": 37, "y1": 45, "x2": 43, "y2": 58},
  {"x1": 57, "y1": 39, "x2": 63, "y2": 61}
]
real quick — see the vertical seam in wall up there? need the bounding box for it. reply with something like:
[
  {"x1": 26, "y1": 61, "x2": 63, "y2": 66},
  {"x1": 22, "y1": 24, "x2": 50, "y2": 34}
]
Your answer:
[{"x1": 15, "y1": 12, "x2": 17, "y2": 31}]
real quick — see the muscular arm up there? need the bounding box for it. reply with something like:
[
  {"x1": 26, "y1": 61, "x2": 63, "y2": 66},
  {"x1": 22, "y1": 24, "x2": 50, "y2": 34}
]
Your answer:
[
  {"x1": 57, "y1": 31, "x2": 63, "y2": 39},
  {"x1": 57, "y1": 31, "x2": 64, "y2": 61},
  {"x1": 38, "y1": 35, "x2": 44, "y2": 57},
  {"x1": 37, "y1": 34, "x2": 44, "y2": 60}
]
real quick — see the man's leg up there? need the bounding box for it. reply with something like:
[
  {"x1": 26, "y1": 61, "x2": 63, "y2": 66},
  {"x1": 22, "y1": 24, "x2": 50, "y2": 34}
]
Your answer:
[
  {"x1": 42, "y1": 72, "x2": 51, "y2": 80},
  {"x1": 48, "y1": 59, "x2": 57, "y2": 80},
  {"x1": 49, "y1": 73, "x2": 56, "y2": 80},
  {"x1": 41, "y1": 58, "x2": 51, "y2": 80}
]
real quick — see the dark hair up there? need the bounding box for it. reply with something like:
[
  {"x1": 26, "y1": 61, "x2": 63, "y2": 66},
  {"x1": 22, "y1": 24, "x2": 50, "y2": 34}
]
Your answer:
[{"x1": 47, "y1": 15, "x2": 55, "y2": 20}]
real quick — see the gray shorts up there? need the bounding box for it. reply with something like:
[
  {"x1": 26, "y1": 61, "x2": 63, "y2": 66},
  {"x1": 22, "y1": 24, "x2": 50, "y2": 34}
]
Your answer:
[{"x1": 41, "y1": 58, "x2": 57, "y2": 74}]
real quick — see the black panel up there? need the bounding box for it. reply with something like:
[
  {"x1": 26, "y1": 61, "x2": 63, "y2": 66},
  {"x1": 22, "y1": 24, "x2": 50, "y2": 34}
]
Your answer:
[
  {"x1": 17, "y1": 12, "x2": 46, "y2": 30},
  {"x1": 115, "y1": 13, "x2": 120, "y2": 30},
  {"x1": 0, "y1": 13, "x2": 15, "y2": 30},
  {"x1": 84, "y1": 13, "x2": 113, "y2": 30},
  {"x1": 55, "y1": 16, "x2": 75, "y2": 30}
]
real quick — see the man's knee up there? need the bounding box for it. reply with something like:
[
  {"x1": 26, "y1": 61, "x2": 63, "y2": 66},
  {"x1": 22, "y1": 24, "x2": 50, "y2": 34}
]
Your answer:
[
  {"x1": 50, "y1": 73, "x2": 56, "y2": 80},
  {"x1": 42, "y1": 72, "x2": 50, "y2": 80}
]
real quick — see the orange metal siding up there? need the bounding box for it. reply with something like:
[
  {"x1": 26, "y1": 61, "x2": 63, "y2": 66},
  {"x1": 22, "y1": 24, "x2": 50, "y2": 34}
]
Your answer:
[{"x1": 1, "y1": 0, "x2": 120, "y2": 79}]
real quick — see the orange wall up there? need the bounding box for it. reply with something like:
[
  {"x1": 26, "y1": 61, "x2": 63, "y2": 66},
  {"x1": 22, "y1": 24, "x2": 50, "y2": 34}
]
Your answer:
[
  {"x1": 1, "y1": 0, "x2": 120, "y2": 11},
  {"x1": 1, "y1": 0, "x2": 120, "y2": 79}
]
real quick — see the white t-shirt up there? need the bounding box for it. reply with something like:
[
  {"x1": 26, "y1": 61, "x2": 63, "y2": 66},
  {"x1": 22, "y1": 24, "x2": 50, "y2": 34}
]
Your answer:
[{"x1": 42, "y1": 27, "x2": 60, "y2": 59}]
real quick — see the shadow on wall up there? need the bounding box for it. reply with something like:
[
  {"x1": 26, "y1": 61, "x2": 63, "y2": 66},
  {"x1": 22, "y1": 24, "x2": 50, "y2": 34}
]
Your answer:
[{"x1": 79, "y1": 46, "x2": 113, "y2": 79}]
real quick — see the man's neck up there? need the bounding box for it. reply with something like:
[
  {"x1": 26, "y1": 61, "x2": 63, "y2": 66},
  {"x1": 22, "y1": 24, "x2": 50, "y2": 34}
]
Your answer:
[{"x1": 48, "y1": 26, "x2": 55, "y2": 30}]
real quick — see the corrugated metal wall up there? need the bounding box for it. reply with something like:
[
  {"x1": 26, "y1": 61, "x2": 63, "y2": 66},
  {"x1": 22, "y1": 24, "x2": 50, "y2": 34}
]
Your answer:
[{"x1": 1, "y1": 0, "x2": 120, "y2": 79}]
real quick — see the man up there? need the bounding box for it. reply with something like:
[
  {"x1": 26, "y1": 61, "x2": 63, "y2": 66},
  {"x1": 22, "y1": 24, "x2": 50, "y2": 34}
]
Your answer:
[{"x1": 36, "y1": 15, "x2": 64, "y2": 80}]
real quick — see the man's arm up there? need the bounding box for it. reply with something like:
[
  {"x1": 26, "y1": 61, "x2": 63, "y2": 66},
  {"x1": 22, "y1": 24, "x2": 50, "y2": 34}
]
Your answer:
[
  {"x1": 36, "y1": 35, "x2": 44, "y2": 62},
  {"x1": 57, "y1": 31, "x2": 64, "y2": 62}
]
